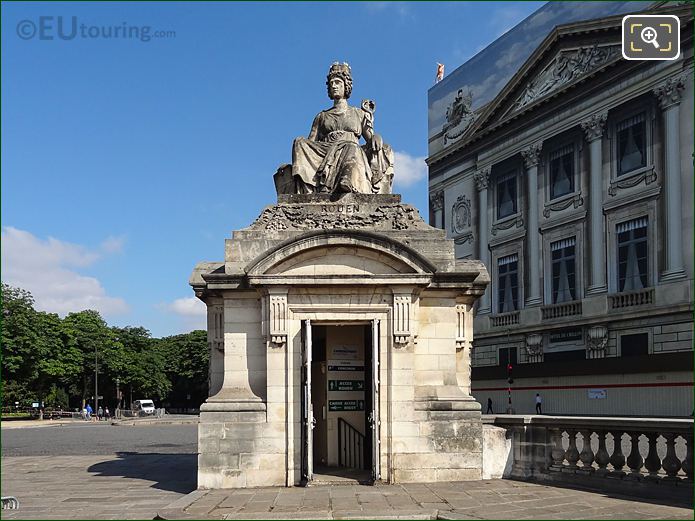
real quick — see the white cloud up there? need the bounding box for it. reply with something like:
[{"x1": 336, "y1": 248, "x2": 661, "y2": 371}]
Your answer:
[
  {"x1": 161, "y1": 297, "x2": 206, "y2": 332},
  {"x1": 100, "y1": 235, "x2": 126, "y2": 254},
  {"x1": 489, "y1": 6, "x2": 529, "y2": 37},
  {"x1": 363, "y1": 1, "x2": 412, "y2": 19},
  {"x1": 393, "y1": 151, "x2": 427, "y2": 188},
  {"x1": 167, "y1": 297, "x2": 206, "y2": 317},
  {"x1": 1, "y1": 226, "x2": 129, "y2": 317}
]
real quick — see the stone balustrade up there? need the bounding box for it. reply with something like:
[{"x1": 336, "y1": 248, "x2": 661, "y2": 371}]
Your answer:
[
  {"x1": 490, "y1": 311, "x2": 520, "y2": 327},
  {"x1": 541, "y1": 300, "x2": 582, "y2": 320},
  {"x1": 609, "y1": 287, "x2": 655, "y2": 309},
  {"x1": 490, "y1": 415, "x2": 693, "y2": 501}
]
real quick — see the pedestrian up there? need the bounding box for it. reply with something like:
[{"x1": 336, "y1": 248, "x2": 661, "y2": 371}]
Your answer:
[
  {"x1": 486, "y1": 397, "x2": 493, "y2": 414},
  {"x1": 535, "y1": 393, "x2": 542, "y2": 415},
  {"x1": 97, "y1": 406, "x2": 104, "y2": 421},
  {"x1": 104, "y1": 407, "x2": 110, "y2": 421},
  {"x1": 85, "y1": 403, "x2": 93, "y2": 420}
]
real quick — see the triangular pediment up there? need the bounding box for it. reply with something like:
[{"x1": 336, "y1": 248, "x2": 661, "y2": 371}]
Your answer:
[
  {"x1": 459, "y1": 13, "x2": 629, "y2": 144},
  {"x1": 501, "y1": 44, "x2": 621, "y2": 117}
]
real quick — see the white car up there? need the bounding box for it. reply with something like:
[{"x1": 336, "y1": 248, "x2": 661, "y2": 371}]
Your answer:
[{"x1": 132, "y1": 399, "x2": 156, "y2": 415}]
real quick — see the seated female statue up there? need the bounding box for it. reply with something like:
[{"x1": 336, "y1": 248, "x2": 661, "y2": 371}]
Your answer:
[{"x1": 287, "y1": 62, "x2": 394, "y2": 195}]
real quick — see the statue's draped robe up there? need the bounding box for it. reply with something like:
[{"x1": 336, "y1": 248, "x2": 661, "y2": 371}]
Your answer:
[{"x1": 292, "y1": 105, "x2": 392, "y2": 194}]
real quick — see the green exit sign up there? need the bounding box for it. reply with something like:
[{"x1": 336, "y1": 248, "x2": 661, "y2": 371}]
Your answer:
[
  {"x1": 328, "y1": 380, "x2": 364, "y2": 391},
  {"x1": 328, "y1": 400, "x2": 365, "y2": 411}
]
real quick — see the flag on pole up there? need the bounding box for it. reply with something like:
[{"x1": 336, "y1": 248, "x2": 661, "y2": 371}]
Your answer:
[{"x1": 435, "y1": 63, "x2": 444, "y2": 83}]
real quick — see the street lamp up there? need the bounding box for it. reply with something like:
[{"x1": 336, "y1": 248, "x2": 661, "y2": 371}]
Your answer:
[
  {"x1": 94, "y1": 344, "x2": 99, "y2": 418},
  {"x1": 116, "y1": 378, "x2": 121, "y2": 411}
]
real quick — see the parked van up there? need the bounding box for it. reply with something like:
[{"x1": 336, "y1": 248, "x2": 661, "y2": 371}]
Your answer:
[{"x1": 132, "y1": 399, "x2": 156, "y2": 415}]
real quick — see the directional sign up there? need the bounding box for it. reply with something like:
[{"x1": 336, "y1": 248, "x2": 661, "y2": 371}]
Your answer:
[
  {"x1": 329, "y1": 380, "x2": 364, "y2": 391},
  {"x1": 328, "y1": 365, "x2": 364, "y2": 372},
  {"x1": 329, "y1": 400, "x2": 365, "y2": 412},
  {"x1": 328, "y1": 360, "x2": 364, "y2": 372}
]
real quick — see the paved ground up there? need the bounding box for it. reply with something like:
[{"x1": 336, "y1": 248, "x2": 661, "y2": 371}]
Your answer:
[
  {"x1": 168, "y1": 481, "x2": 694, "y2": 520},
  {"x1": 1, "y1": 422, "x2": 197, "y2": 456},
  {"x1": 2, "y1": 422, "x2": 693, "y2": 520},
  {"x1": 1, "y1": 423, "x2": 197, "y2": 519}
]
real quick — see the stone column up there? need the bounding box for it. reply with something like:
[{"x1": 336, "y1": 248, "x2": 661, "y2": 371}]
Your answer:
[
  {"x1": 654, "y1": 75, "x2": 687, "y2": 280},
  {"x1": 474, "y1": 167, "x2": 491, "y2": 313},
  {"x1": 429, "y1": 190, "x2": 444, "y2": 229},
  {"x1": 521, "y1": 143, "x2": 542, "y2": 306},
  {"x1": 581, "y1": 112, "x2": 607, "y2": 294}
]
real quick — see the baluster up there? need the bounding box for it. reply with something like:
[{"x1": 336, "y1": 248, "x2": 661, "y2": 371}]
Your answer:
[
  {"x1": 626, "y1": 432, "x2": 644, "y2": 480},
  {"x1": 643, "y1": 433, "x2": 662, "y2": 481},
  {"x1": 609, "y1": 431, "x2": 626, "y2": 476},
  {"x1": 566, "y1": 429, "x2": 580, "y2": 470},
  {"x1": 549, "y1": 428, "x2": 565, "y2": 471},
  {"x1": 661, "y1": 433, "x2": 681, "y2": 481},
  {"x1": 682, "y1": 434, "x2": 693, "y2": 481},
  {"x1": 578, "y1": 430, "x2": 595, "y2": 473},
  {"x1": 595, "y1": 430, "x2": 610, "y2": 476}
]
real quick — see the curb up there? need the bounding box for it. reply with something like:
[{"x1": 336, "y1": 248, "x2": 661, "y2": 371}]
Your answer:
[
  {"x1": 156, "y1": 490, "x2": 210, "y2": 520},
  {"x1": 113, "y1": 418, "x2": 200, "y2": 427},
  {"x1": 0, "y1": 421, "x2": 81, "y2": 429}
]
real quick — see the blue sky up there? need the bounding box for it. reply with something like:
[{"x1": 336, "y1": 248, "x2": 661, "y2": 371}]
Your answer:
[{"x1": 1, "y1": 1, "x2": 544, "y2": 337}]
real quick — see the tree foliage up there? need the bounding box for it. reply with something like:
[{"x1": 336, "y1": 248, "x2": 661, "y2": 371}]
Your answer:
[{"x1": 1, "y1": 283, "x2": 209, "y2": 409}]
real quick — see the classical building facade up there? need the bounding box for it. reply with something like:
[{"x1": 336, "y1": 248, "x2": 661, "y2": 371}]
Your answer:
[{"x1": 427, "y1": 2, "x2": 693, "y2": 417}]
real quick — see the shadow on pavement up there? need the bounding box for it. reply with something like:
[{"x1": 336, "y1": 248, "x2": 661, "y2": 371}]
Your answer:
[
  {"x1": 509, "y1": 478, "x2": 694, "y2": 510},
  {"x1": 87, "y1": 452, "x2": 196, "y2": 494}
]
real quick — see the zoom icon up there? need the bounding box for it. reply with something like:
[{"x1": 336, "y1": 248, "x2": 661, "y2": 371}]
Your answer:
[{"x1": 622, "y1": 15, "x2": 680, "y2": 61}]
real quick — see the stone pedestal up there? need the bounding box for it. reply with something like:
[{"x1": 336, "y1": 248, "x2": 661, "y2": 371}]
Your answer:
[{"x1": 191, "y1": 193, "x2": 489, "y2": 487}]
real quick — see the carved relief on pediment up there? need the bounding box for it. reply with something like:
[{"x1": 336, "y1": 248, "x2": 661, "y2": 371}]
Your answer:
[{"x1": 512, "y1": 45, "x2": 620, "y2": 113}]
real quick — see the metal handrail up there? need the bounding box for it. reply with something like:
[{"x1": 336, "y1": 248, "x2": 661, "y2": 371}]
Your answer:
[{"x1": 338, "y1": 417, "x2": 365, "y2": 470}]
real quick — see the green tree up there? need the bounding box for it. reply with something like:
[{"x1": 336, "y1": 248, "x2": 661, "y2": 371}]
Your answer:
[
  {"x1": 1, "y1": 284, "x2": 41, "y2": 403},
  {"x1": 159, "y1": 330, "x2": 209, "y2": 408},
  {"x1": 61, "y1": 310, "x2": 114, "y2": 408},
  {"x1": 110, "y1": 326, "x2": 171, "y2": 404},
  {"x1": 44, "y1": 384, "x2": 69, "y2": 409}
]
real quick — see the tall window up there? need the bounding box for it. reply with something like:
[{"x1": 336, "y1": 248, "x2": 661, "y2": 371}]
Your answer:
[
  {"x1": 617, "y1": 113, "x2": 647, "y2": 176},
  {"x1": 551, "y1": 237, "x2": 576, "y2": 303},
  {"x1": 496, "y1": 170, "x2": 517, "y2": 219},
  {"x1": 497, "y1": 254, "x2": 519, "y2": 313},
  {"x1": 549, "y1": 144, "x2": 575, "y2": 199},
  {"x1": 617, "y1": 217, "x2": 648, "y2": 292}
]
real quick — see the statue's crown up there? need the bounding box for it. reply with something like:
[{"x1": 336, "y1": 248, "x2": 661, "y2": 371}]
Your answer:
[{"x1": 329, "y1": 61, "x2": 351, "y2": 76}]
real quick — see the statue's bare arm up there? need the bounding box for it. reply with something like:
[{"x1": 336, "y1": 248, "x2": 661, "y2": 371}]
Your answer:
[{"x1": 362, "y1": 119, "x2": 383, "y2": 152}]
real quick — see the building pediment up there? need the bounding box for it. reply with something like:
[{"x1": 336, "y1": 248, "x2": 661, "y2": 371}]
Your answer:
[
  {"x1": 432, "y1": 10, "x2": 663, "y2": 159},
  {"x1": 503, "y1": 44, "x2": 621, "y2": 117},
  {"x1": 465, "y1": 26, "x2": 626, "y2": 142}
]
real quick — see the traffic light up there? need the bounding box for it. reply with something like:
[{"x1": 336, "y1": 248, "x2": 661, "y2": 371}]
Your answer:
[{"x1": 507, "y1": 363, "x2": 514, "y2": 384}]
